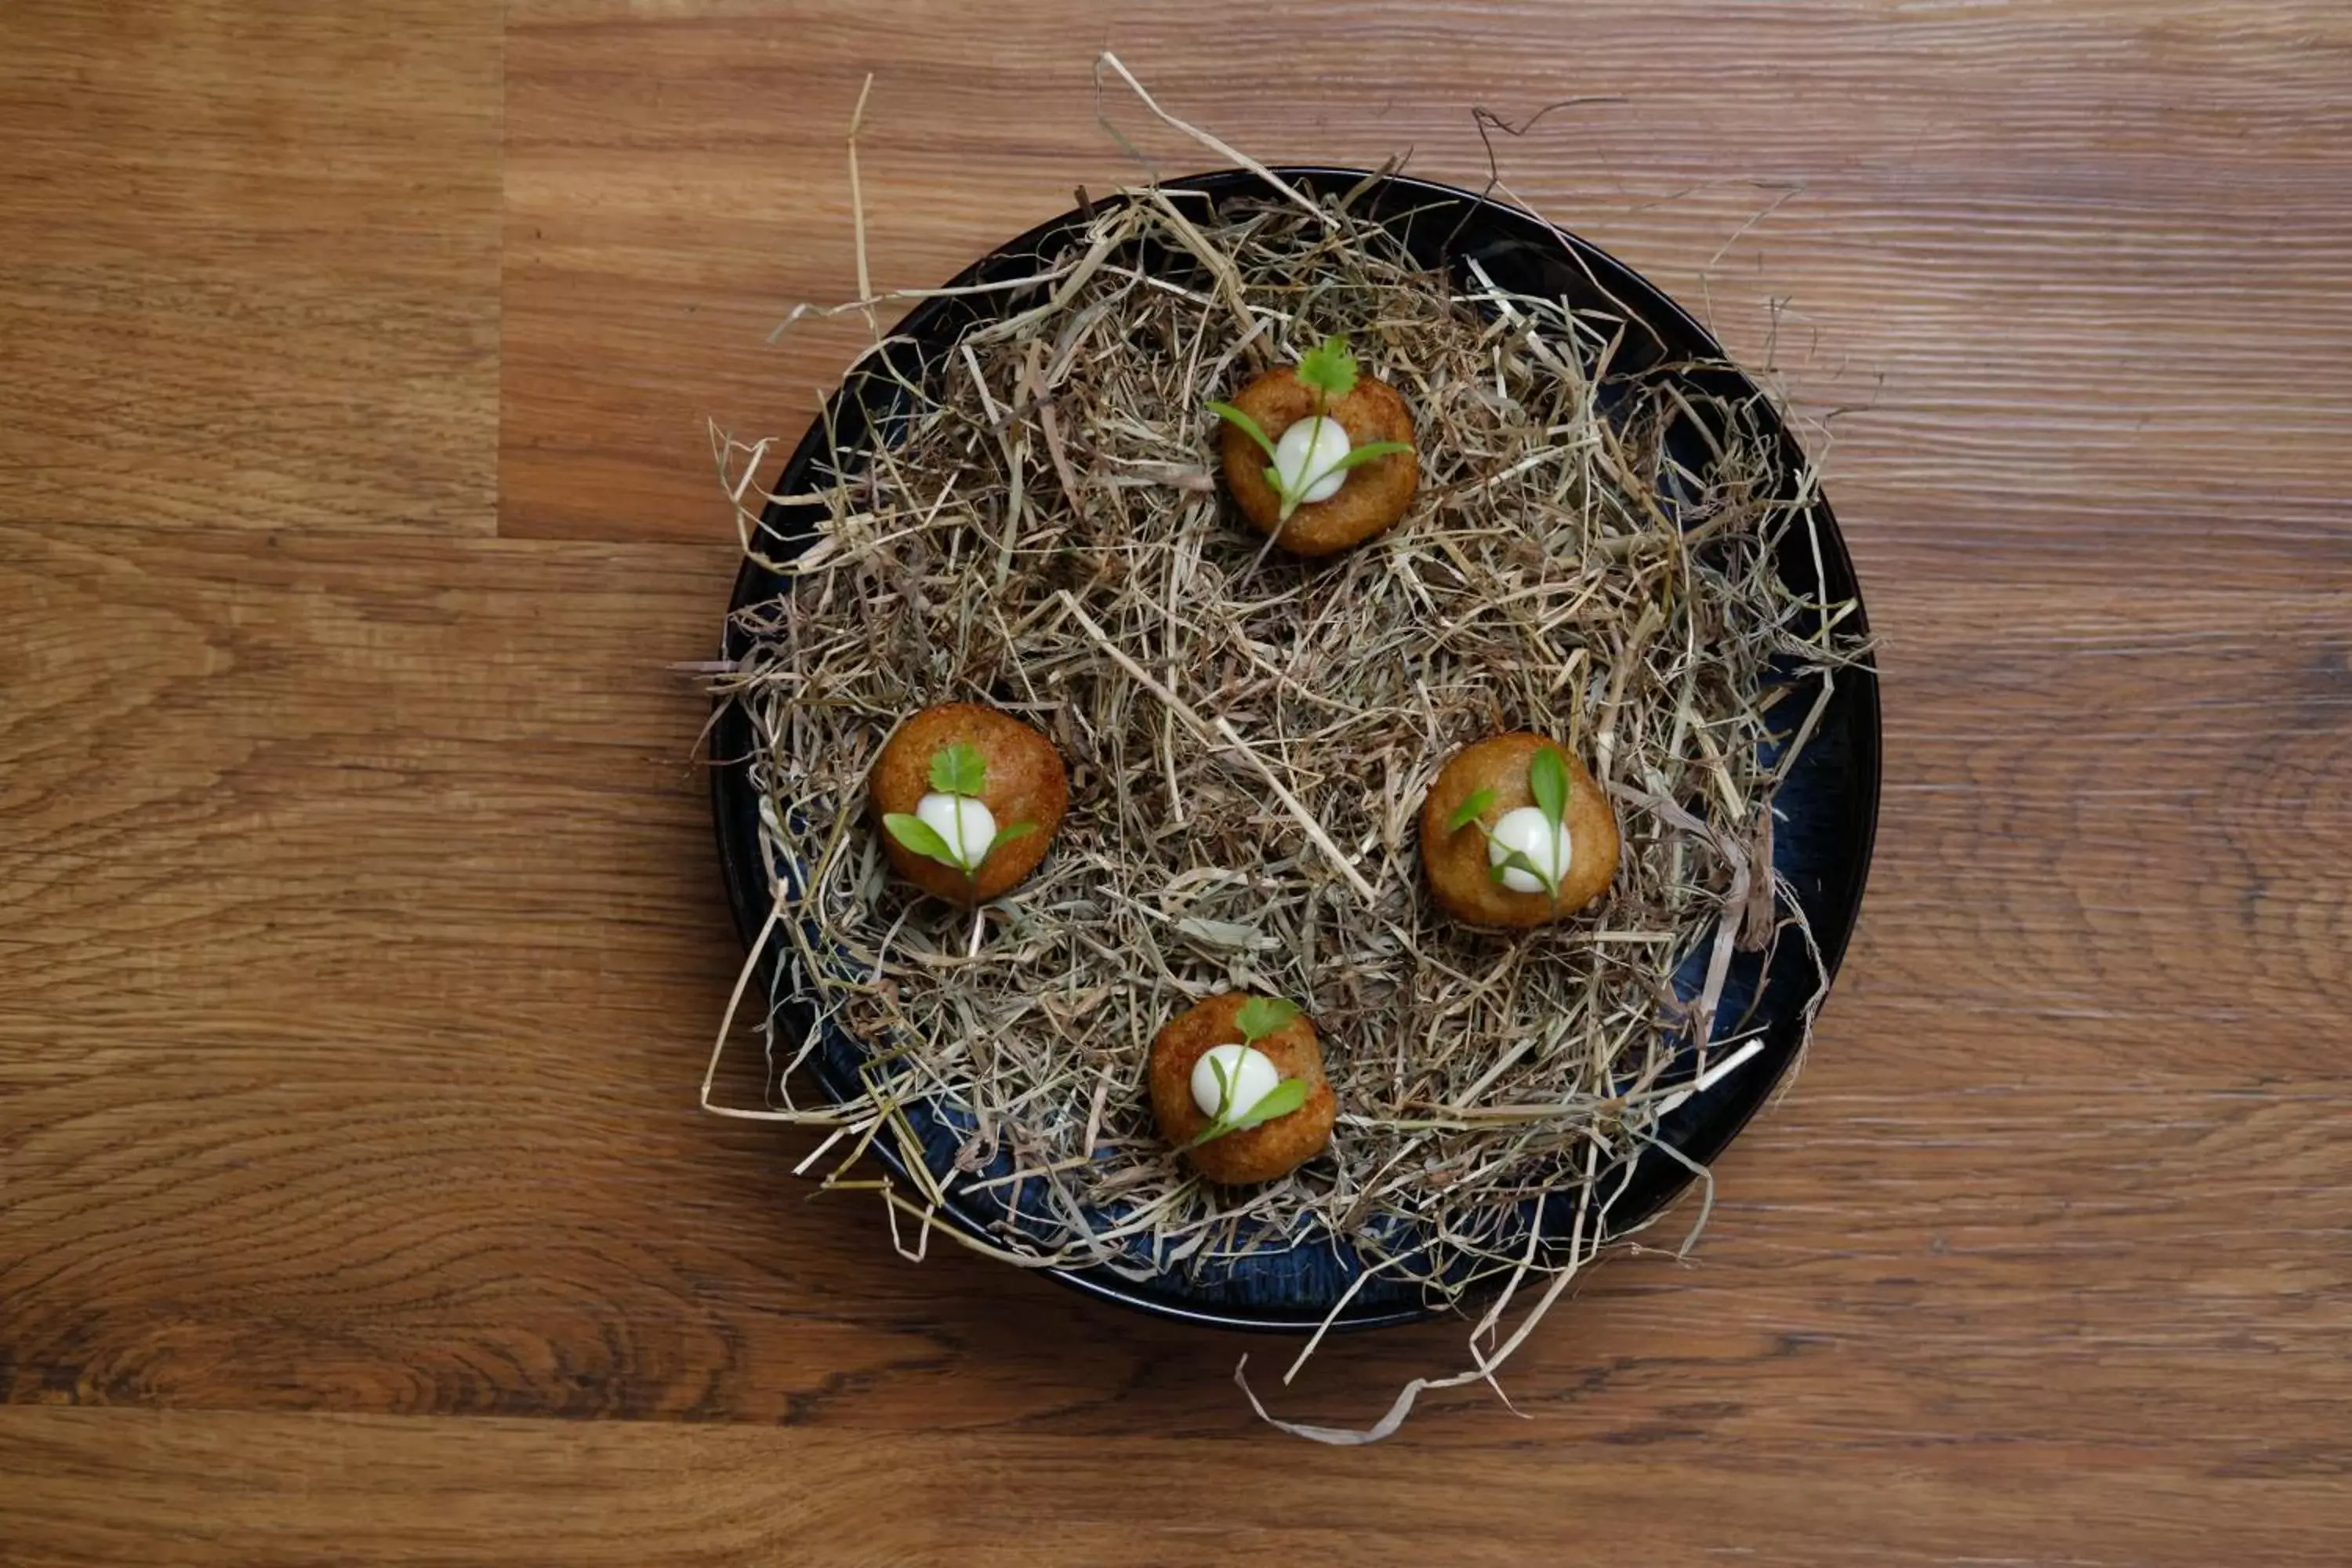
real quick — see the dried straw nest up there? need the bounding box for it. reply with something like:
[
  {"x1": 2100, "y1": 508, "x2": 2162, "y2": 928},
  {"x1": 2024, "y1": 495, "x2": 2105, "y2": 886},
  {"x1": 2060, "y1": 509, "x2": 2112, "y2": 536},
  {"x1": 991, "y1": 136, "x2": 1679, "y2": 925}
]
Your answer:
[{"x1": 704, "y1": 68, "x2": 1867, "y2": 1439}]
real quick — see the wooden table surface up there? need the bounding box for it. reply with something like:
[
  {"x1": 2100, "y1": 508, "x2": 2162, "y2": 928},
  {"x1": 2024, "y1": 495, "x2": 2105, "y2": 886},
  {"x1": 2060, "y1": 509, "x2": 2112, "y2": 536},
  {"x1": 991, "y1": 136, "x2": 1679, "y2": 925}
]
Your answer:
[{"x1": 6, "y1": 0, "x2": 2350, "y2": 1561}]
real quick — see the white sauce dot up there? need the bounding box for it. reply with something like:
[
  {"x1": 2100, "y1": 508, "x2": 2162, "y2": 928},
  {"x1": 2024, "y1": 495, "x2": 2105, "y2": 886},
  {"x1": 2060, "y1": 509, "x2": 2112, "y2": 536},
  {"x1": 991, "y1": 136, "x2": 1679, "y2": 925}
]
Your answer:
[
  {"x1": 1191, "y1": 1042, "x2": 1281, "y2": 1120},
  {"x1": 1271, "y1": 416, "x2": 1355, "y2": 505},
  {"x1": 915, "y1": 791, "x2": 996, "y2": 871},
  {"x1": 1487, "y1": 804, "x2": 1571, "y2": 895}
]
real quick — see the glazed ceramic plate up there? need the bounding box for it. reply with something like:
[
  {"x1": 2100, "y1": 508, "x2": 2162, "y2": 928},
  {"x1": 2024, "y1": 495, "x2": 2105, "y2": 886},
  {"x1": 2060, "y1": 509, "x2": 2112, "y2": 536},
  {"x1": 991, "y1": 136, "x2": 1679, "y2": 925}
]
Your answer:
[{"x1": 711, "y1": 167, "x2": 1879, "y2": 1330}]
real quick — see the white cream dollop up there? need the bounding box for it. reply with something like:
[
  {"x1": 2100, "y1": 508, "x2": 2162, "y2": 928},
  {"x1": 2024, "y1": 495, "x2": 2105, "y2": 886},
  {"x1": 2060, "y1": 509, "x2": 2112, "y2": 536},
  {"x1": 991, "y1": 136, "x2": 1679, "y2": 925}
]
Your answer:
[
  {"x1": 1271, "y1": 415, "x2": 1353, "y2": 505},
  {"x1": 914, "y1": 790, "x2": 997, "y2": 871},
  {"x1": 1191, "y1": 1042, "x2": 1281, "y2": 1120},
  {"x1": 1487, "y1": 804, "x2": 1571, "y2": 895}
]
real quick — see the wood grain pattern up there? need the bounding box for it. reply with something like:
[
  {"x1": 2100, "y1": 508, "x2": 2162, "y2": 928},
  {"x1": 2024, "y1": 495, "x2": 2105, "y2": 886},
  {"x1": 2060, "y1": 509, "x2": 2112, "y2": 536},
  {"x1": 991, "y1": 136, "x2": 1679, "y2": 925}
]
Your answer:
[
  {"x1": 6, "y1": 1404, "x2": 2350, "y2": 1567},
  {"x1": 7, "y1": 0, "x2": 2352, "y2": 1561},
  {"x1": 0, "y1": 0, "x2": 502, "y2": 532}
]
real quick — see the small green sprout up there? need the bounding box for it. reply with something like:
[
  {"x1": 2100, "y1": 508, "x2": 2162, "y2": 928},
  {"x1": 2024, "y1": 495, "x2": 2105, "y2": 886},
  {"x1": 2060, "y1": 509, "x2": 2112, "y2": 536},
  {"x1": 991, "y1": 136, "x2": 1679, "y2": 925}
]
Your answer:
[
  {"x1": 882, "y1": 740, "x2": 1036, "y2": 877},
  {"x1": 1188, "y1": 996, "x2": 1310, "y2": 1147},
  {"x1": 1208, "y1": 336, "x2": 1414, "y2": 524}
]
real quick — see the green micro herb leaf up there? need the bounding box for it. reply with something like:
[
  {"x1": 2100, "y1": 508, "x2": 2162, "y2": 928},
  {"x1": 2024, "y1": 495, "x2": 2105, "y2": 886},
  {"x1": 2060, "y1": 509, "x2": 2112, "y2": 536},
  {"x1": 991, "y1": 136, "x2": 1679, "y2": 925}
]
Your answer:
[
  {"x1": 1187, "y1": 1052, "x2": 1235, "y2": 1146},
  {"x1": 1529, "y1": 746, "x2": 1569, "y2": 827},
  {"x1": 1295, "y1": 335, "x2": 1359, "y2": 405},
  {"x1": 988, "y1": 818, "x2": 1039, "y2": 855},
  {"x1": 1489, "y1": 847, "x2": 1558, "y2": 897},
  {"x1": 1282, "y1": 439, "x2": 1415, "y2": 521},
  {"x1": 1224, "y1": 1076, "x2": 1308, "y2": 1133},
  {"x1": 929, "y1": 741, "x2": 987, "y2": 798},
  {"x1": 1234, "y1": 995, "x2": 1301, "y2": 1044},
  {"x1": 1446, "y1": 787, "x2": 1497, "y2": 835},
  {"x1": 1317, "y1": 439, "x2": 1413, "y2": 474},
  {"x1": 1189, "y1": 1072, "x2": 1309, "y2": 1147},
  {"x1": 883, "y1": 811, "x2": 967, "y2": 873},
  {"x1": 1207, "y1": 401, "x2": 1279, "y2": 463}
]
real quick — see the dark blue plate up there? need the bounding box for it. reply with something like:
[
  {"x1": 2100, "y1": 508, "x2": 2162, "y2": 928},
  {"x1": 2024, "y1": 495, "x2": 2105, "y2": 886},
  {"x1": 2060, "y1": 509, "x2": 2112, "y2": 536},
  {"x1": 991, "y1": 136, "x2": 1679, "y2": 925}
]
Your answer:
[{"x1": 710, "y1": 167, "x2": 1879, "y2": 1331}]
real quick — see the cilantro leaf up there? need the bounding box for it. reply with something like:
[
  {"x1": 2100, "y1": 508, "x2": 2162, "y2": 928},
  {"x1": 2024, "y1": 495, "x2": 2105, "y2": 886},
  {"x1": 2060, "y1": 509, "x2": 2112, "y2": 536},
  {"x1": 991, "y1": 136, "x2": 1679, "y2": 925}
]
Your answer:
[
  {"x1": 929, "y1": 740, "x2": 987, "y2": 797},
  {"x1": 1234, "y1": 995, "x2": 1301, "y2": 1044},
  {"x1": 1295, "y1": 336, "x2": 1359, "y2": 402}
]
